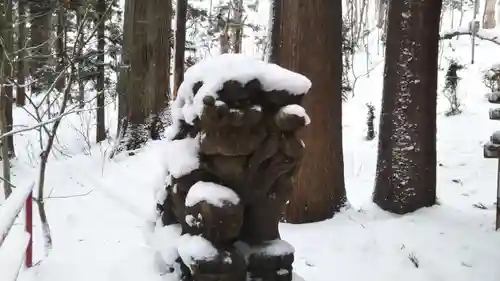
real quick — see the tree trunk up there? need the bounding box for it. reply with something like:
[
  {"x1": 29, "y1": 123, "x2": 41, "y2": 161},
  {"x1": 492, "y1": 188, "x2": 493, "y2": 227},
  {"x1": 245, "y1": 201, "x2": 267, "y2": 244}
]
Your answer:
[
  {"x1": 117, "y1": 0, "x2": 171, "y2": 151},
  {"x1": 96, "y1": 0, "x2": 106, "y2": 143},
  {"x1": 76, "y1": 6, "x2": 85, "y2": 108},
  {"x1": 483, "y1": 0, "x2": 496, "y2": 29},
  {"x1": 376, "y1": 0, "x2": 387, "y2": 29},
  {"x1": 116, "y1": 0, "x2": 132, "y2": 139},
  {"x1": 16, "y1": 0, "x2": 27, "y2": 106},
  {"x1": 173, "y1": 0, "x2": 187, "y2": 98},
  {"x1": 373, "y1": 0, "x2": 441, "y2": 214},
  {"x1": 280, "y1": 0, "x2": 347, "y2": 223},
  {"x1": 267, "y1": 0, "x2": 282, "y2": 63},
  {"x1": 220, "y1": 26, "x2": 230, "y2": 54},
  {"x1": 28, "y1": 0, "x2": 53, "y2": 93},
  {"x1": 0, "y1": 81, "x2": 11, "y2": 199},
  {"x1": 125, "y1": 0, "x2": 149, "y2": 129},
  {"x1": 3, "y1": 0, "x2": 14, "y2": 157},
  {"x1": 55, "y1": 3, "x2": 66, "y2": 92},
  {"x1": 497, "y1": 0, "x2": 500, "y2": 26},
  {"x1": 0, "y1": 1, "x2": 12, "y2": 198},
  {"x1": 146, "y1": 0, "x2": 171, "y2": 140},
  {"x1": 233, "y1": 0, "x2": 243, "y2": 53}
]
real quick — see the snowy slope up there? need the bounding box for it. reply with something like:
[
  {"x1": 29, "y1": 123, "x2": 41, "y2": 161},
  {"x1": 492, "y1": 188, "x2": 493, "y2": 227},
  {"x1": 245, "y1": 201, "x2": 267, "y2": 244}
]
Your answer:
[{"x1": 0, "y1": 2, "x2": 498, "y2": 281}]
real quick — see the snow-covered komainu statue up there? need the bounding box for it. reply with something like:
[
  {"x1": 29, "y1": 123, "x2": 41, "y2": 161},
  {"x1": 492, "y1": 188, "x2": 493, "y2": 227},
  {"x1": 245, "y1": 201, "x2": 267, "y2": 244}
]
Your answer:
[{"x1": 154, "y1": 54, "x2": 311, "y2": 281}]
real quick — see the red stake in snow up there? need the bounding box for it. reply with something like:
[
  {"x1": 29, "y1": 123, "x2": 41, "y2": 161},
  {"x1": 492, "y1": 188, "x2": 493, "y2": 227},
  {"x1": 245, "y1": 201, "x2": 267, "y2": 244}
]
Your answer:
[{"x1": 25, "y1": 191, "x2": 33, "y2": 268}]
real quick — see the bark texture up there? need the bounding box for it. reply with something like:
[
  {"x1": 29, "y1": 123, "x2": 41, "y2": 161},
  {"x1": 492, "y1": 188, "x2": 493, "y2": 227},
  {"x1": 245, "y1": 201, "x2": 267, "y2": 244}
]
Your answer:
[
  {"x1": 279, "y1": 0, "x2": 347, "y2": 223},
  {"x1": 267, "y1": 0, "x2": 282, "y2": 63},
  {"x1": 16, "y1": 0, "x2": 26, "y2": 106},
  {"x1": 483, "y1": 0, "x2": 496, "y2": 29},
  {"x1": 0, "y1": 0, "x2": 12, "y2": 198},
  {"x1": 96, "y1": 0, "x2": 106, "y2": 143},
  {"x1": 173, "y1": 0, "x2": 187, "y2": 98},
  {"x1": 117, "y1": 0, "x2": 171, "y2": 151},
  {"x1": 373, "y1": 0, "x2": 442, "y2": 214},
  {"x1": 28, "y1": 0, "x2": 53, "y2": 93},
  {"x1": 55, "y1": 3, "x2": 66, "y2": 92},
  {"x1": 2, "y1": 0, "x2": 14, "y2": 156}
]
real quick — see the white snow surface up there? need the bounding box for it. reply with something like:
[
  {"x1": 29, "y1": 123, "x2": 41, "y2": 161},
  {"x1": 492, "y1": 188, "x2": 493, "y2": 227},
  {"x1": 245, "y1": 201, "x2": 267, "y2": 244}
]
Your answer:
[
  {"x1": 185, "y1": 181, "x2": 240, "y2": 207},
  {"x1": 281, "y1": 104, "x2": 311, "y2": 125},
  {"x1": 150, "y1": 224, "x2": 182, "y2": 266},
  {"x1": 235, "y1": 239, "x2": 295, "y2": 257},
  {"x1": 0, "y1": 229, "x2": 29, "y2": 281},
  {"x1": 173, "y1": 53, "x2": 312, "y2": 124},
  {"x1": 163, "y1": 136, "x2": 200, "y2": 179},
  {"x1": 0, "y1": 3, "x2": 498, "y2": 281},
  {"x1": 177, "y1": 234, "x2": 218, "y2": 268}
]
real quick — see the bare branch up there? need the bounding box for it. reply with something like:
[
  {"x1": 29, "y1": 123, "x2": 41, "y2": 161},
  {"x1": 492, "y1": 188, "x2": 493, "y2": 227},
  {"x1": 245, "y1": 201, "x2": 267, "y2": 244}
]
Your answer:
[{"x1": 440, "y1": 29, "x2": 500, "y2": 45}]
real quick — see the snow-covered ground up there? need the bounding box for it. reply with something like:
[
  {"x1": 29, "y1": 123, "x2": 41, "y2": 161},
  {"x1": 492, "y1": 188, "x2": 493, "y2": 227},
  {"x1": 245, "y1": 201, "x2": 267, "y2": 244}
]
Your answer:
[{"x1": 1, "y1": 3, "x2": 500, "y2": 281}]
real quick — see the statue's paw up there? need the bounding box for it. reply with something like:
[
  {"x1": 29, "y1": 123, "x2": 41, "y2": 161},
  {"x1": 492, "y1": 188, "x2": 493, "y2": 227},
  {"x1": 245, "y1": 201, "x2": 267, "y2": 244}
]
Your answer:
[
  {"x1": 201, "y1": 95, "x2": 263, "y2": 129},
  {"x1": 274, "y1": 105, "x2": 310, "y2": 132},
  {"x1": 200, "y1": 96, "x2": 230, "y2": 129},
  {"x1": 225, "y1": 105, "x2": 263, "y2": 127}
]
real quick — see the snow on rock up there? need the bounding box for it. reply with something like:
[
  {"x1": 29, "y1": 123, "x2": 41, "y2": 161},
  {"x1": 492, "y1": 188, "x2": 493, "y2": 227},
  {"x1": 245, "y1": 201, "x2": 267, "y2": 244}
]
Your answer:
[
  {"x1": 292, "y1": 272, "x2": 306, "y2": 281},
  {"x1": 150, "y1": 224, "x2": 182, "y2": 266},
  {"x1": 281, "y1": 104, "x2": 311, "y2": 125},
  {"x1": 164, "y1": 136, "x2": 200, "y2": 178},
  {"x1": 185, "y1": 181, "x2": 240, "y2": 208},
  {"x1": 235, "y1": 239, "x2": 295, "y2": 258},
  {"x1": 185, "y1": 213, "x2": 202, "y2": 227},
  {"x1": 491, "y1": 131, "x2": 500, "y2": 143},
  {"x1": 173, "y1": 53, "x2": 312, "y2": 124},
  {"x1": 154, "y1": 188, "x2": 167, "y2": 206},
  {"x1": 164, "y1": 116, "x2": 180, "y2": 141},
  {"x1": 177, "y1": 234, "x2": 218, "y2": 268}
]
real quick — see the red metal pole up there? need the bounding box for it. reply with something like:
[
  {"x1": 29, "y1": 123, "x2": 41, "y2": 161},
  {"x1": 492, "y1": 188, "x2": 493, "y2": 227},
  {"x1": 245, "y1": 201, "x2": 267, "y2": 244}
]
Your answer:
[{"x1": 25, "y1": 191, "x2": 33, "y2": 268}]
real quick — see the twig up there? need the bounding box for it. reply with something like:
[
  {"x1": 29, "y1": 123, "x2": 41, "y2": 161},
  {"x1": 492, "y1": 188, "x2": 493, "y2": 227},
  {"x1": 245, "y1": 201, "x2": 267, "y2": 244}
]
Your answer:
[{"x1": 46, "y1": 190, "x2": 93, "y2": 200}]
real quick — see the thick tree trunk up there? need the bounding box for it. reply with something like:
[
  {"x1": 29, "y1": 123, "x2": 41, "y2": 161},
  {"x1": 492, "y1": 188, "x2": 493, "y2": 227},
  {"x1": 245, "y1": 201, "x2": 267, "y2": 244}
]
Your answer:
[
  {"x1": 173, "y1": 0, "x2": 187, "y2": 98},
  {"x1": 117, "y1": 0, "x2": 171, "y2": 151},
  {"x1": 280, "y1": 0, "x2": 347, "y2": 223},
  {"x1": 96, "y1": 0, "x2": 106, "y2": 143},
  {"x1": 55, "y1": 3, "x2": 66, "y2": 92},
  {"x1": 16, "y1": 0, "x2": 27, "y2": 106},
  {"x1": 146, "y1": 0, "x2": 171, "y2": 140},
  {"x1": 267, "y1": 0, "x2": 282, "y2": 63},
  {"x1": 3, "y1": 0, "x2": 14, "y2": 156},
  {"x1": 497, "y1": 0, "x2": 500, "y2": 26},
  {"x1": 126, "y1": 0, "x2": 149, "y2": 127},
  {"x1": 376, "y1": 0, "x2": 387, "y2": 29},
  {"x1": 0, "y1": 1, "x2": 12, "y2": 198},
  {"x1": 483, "y1": 0, "x2": 496, "y2": 29},
  {"x1": 28, "y1": 0, "x2": 53, "y2": 93},
  {"x1": 76, "y1": 7, "x2": 85, "y2": 108},
  {"x1": 116, "y1": 0, "x2": 132, "y2": 139},
  {"x1": 233, "y1": 0, "x2": 243, "y2": 53},
  {"x1": 373, "y1": 0, "x2": 441, "y2": 214}
]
